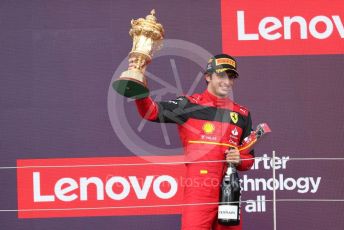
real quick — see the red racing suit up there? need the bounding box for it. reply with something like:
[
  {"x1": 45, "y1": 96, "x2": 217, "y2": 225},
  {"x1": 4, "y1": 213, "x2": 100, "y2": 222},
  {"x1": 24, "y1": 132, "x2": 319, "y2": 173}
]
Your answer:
[{"x1": 135, "y1": 89, "x2": 254, "y2": 230}]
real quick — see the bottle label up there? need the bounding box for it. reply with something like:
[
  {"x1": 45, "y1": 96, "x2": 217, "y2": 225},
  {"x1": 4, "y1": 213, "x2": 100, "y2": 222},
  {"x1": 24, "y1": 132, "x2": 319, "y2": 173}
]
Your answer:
[{"x1": 218, "y1": 205, "x2": 238, "y2": 220}]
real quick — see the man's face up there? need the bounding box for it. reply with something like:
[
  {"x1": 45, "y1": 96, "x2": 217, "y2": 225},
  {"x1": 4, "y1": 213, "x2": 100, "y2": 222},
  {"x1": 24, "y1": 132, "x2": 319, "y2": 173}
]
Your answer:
[{"x1": 206, "y1": 72, "x2": 235, "y2": 98}]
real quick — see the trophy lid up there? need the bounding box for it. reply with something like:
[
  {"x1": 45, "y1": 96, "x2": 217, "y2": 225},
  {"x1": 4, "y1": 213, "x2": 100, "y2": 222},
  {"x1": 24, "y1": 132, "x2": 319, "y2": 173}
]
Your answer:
[
  {"x1": 146, "y1": 9, "x2": 157, "y2": 22},
  {"x1": 130, "y1": 9, "x2": 165, "y2": 41}
]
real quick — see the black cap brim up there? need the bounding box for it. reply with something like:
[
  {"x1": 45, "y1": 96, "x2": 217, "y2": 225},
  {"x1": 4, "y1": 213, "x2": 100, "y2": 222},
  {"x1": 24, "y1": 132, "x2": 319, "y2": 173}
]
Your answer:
[{"x1": 215, "y1": 68, "x2": 239, "y2": 77}]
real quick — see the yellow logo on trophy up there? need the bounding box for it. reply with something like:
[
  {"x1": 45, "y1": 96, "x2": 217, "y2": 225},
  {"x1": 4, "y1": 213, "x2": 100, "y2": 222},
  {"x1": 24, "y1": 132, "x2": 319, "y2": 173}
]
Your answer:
[
  {"x1": 112, "y1": 9, "x2": 165, "y2": 99},
  {"x1": 230, "y1": 112, "x2": 239, "y2": 124},
  {"x1": 202, "y1": 122, "x2": 215, "y2": 134}
]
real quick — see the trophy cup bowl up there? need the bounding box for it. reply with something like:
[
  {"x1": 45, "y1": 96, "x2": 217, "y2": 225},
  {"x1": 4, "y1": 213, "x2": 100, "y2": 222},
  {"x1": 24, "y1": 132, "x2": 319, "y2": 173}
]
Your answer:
[{"x1": 112, "y1": 9, "x2": 164, "y2": 99}]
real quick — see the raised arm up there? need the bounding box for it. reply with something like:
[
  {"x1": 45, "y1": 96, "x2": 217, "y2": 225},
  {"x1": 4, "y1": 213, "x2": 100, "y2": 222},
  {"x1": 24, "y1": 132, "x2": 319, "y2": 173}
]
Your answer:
[{"x1": 135, "y1": 96, "x2": 191, "y2": 124}]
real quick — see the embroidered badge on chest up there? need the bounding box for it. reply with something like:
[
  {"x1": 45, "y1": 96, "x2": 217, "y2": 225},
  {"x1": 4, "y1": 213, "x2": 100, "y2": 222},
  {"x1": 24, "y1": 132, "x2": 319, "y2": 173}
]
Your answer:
[
  {"x1": 230, "y1": 112, "x2": 238, "y2": 124},
  {"x1": 202, "y1": 122, "x2": 215, "y2": 134}
]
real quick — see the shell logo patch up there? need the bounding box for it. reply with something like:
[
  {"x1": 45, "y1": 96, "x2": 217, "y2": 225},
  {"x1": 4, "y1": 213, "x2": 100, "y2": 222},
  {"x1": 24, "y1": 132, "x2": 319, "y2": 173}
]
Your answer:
[
  {"x1": 230, "y1": 112, "x2": 239, "y2": 124},
  {"x1": 202, "y1": 122, "x2": 215, "y2": 134}
]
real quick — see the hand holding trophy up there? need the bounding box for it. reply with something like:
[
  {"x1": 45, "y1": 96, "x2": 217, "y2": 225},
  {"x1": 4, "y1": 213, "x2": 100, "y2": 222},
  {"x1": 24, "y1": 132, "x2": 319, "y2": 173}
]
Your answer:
[{"x1": 112, "y1": 9, "x2": 165, "y2": 99}]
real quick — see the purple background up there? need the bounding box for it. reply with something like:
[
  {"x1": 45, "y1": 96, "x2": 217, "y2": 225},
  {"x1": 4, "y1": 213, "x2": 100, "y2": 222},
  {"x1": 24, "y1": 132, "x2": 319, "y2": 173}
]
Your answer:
[{"x1": 1, "y1": 0, "x2": 344, "y2": 229}]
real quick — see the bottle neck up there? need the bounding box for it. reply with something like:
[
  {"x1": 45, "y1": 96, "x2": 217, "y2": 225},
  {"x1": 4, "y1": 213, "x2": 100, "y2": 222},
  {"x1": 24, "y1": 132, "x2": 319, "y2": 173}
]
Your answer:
[{"x1": 226, "y1": 163, "x2": 236, "y2": 175}]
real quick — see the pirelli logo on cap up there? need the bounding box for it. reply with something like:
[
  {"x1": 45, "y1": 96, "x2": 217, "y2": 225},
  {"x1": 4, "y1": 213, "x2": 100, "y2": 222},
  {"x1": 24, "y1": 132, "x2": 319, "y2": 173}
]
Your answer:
[{"x1": 215, "y1": 58, "x2": 236, "y2": 68}]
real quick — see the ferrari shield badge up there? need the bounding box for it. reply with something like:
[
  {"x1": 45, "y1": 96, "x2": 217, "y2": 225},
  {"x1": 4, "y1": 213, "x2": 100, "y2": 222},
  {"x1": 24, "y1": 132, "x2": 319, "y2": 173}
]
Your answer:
[{"x1": 230, "y1": 112, "x2": 238, "y2": 124}]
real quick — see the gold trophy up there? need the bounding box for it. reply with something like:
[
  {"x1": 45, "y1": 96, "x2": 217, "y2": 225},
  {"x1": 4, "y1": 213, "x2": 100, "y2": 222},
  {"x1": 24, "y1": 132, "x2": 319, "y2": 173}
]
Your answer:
[{"x1": 112, "y1": 9, "x2": 165, "y2": 99}]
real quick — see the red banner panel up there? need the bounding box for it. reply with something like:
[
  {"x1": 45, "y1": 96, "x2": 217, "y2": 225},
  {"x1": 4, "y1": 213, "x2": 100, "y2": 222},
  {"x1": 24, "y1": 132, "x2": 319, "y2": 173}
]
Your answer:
[
  {"x1": 17, "y1": 156, "x2": 185, "y2": 218},
  {"x1": 221, "y1": 0, "x2": 344, "y2": 56}
]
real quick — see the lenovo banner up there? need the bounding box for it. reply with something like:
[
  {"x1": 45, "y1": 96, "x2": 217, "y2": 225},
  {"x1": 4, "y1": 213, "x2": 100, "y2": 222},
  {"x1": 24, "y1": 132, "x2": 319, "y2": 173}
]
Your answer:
[
  {"x1": 221, "y1": 0, "x2": 344, "y2": 56},
  {"x1": 17, "y1": 156, "x2": 185, "y2": 218}
]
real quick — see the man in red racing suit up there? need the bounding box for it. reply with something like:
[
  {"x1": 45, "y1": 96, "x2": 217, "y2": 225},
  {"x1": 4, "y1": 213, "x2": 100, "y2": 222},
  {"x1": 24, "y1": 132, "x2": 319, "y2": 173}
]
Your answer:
[{"x1": 135, "y1": 54, "x2": 254, "y2": 230}]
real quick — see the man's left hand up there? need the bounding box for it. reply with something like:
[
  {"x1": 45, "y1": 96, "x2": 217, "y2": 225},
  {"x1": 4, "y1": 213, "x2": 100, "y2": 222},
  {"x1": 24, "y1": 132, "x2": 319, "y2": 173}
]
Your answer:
[{"x1": 225, "y1": 148, "x2": 241, "y2": 166}]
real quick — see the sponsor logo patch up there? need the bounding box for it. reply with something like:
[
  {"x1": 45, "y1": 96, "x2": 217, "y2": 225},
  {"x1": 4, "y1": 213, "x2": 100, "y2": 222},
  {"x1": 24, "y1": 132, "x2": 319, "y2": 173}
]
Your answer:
[
  {"x1": 215, "y1": 58, "x2": 236, "y2": 67},
  {"x1": 231, "y1": 127, "x2": 239, "y2": 136},
  {"x1": 202, "y1": 122, "x2": 215, "y2": 134},
  {"x1": 230, "y1": 112, "x2": 239, "y2": 124}
]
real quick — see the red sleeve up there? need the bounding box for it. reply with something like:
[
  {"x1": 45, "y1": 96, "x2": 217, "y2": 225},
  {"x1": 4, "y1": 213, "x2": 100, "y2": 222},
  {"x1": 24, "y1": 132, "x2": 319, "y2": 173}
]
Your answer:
[
  {"x1": 135, "y1": 97, "x2": 159, "y2": 121},
  {"x1": 237, "y1": 111, "x2": 255, "y2": 171},
  {"x1": 236, "y1": 149, "x2": 254, "y2": 171}
]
